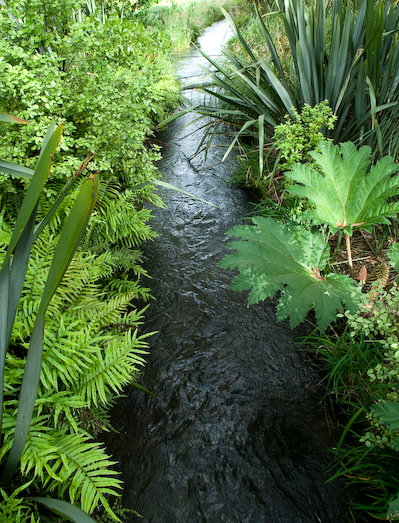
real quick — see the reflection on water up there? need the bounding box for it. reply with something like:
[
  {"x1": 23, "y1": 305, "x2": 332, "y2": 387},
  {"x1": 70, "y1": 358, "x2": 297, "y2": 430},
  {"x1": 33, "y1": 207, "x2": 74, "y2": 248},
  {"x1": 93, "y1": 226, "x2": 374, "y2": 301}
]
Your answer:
[{"x1": 106, "y1": 20, "x2": 346, "y2": 523}]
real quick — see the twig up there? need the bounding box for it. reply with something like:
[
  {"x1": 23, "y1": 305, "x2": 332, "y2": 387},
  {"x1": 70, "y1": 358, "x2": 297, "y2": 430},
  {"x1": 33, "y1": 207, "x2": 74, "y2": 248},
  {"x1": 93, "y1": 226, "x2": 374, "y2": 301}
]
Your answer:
[
  {"x1": 346, "y1": 233, "x2": 355, "y2": 277},
  {"x1": 332, "y1": 255, "x2": 371, "y2": 266}
]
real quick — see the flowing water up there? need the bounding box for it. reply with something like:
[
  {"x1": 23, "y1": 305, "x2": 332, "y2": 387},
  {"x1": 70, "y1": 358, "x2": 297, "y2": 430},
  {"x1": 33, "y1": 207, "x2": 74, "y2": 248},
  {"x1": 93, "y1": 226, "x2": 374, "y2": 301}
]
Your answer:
[{"x1": 106, "y1": 20, "x2": 346, "y2": 522}]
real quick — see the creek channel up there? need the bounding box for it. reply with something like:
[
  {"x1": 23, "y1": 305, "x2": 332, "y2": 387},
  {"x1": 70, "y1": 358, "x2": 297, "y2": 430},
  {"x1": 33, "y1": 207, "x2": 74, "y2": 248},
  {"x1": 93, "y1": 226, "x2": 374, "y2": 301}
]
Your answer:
[{"x1": 106, "y1": 19, "x2": 347, "y2": 522}]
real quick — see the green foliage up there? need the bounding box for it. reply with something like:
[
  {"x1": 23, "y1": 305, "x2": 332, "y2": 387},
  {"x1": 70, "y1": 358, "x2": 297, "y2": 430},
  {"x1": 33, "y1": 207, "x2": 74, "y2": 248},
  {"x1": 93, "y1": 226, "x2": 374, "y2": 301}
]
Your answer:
[
  {"x1": 344, "y1": 283, "x2": 399, "y2": 349},
  {"x1": 0, "y1": 123, "x2": 120, "y2": 521},
  {"x1": 0, "y1": 0, "x2": 181, "y2": 518},
  {"x1": 0, "y1": 482, "x2": 37, "y2": 523},
  {"x1": 0, "y1": 201, "x2": 150, "y2": 521},
  {"x1": 372, "y1": 402, "x2": 399, "y2": 432},
  {"x1": 303, "y1": 323, "x2": 399, "y2": 521},
  {"x1": 192, "y1": 0, "x2": 399, "y2": 175},
  {"x1": 0, "y1": 7, "x2": 179, "y2": 214},
  {"x1": 137, "y1": 0, "x2": 241, "y2": 50},
  {"x1": 221, "y1": 216, "x2": 359, "y2": 330},
  {"x1": 273, "y1": 101, "x2": 336, "y2": 170},
  {"x1": 303, "y1": 276, "x2": 399, "y2": 520},
  {"x1": 286, "y1": 141, "x2": 399, "y2": 232},
  {"x1": 389, "y1": 243, "x2": 399, "y2": 274}
]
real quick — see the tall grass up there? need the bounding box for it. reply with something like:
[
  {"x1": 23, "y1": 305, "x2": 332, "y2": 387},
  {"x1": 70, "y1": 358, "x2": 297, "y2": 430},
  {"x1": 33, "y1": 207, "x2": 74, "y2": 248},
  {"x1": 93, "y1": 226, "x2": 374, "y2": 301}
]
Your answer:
[
  {"x1": 137, "y1": 0, "x2": 246, "y2": 50},
  {"x1": 303, "y1": 329, "x2": 399, "y2": 520}
]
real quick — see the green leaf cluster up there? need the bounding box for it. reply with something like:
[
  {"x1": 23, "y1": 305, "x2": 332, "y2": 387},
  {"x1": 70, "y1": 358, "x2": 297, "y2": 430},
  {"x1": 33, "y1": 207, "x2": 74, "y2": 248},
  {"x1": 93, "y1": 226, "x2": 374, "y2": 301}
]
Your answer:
[
  {"x1": 286, "y1": 141, "x2": 399, "y2": 232},
  {"x1": 221, "y1": 140, "x2": 399, "y2": 330},
  {"x1": 192, "y1": 0, "x2": 399, "y2": 179},
  {"x1": 0, "y1": 131, "x2": 151, "y2": 521},
  {"x1": 0, "y1": 2, "x2": 181, "y2": 519},
  {"x1": 273, "y1": 101, "x2": 336, "y2": 170},
  {"x1": 0, "y1": 4, "x2": 179, "y2": 211}
]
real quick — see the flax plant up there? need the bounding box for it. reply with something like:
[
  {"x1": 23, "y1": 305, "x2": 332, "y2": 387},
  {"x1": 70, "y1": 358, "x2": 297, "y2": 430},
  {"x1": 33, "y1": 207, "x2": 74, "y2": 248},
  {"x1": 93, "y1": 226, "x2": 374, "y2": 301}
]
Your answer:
[{"x1": 189, "y1": 0, "x2": 399, "y2": 166}]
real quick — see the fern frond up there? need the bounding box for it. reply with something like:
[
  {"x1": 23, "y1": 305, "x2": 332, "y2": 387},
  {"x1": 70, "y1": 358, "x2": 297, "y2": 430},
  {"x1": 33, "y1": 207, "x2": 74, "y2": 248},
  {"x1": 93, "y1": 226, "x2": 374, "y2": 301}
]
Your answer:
[
  {"x1": 71, "y1": 330, "x2": 148, "y2": 407},
  {"x1": 87, "y1": 191, "x2": 156, "y2": 249},
  {"x1": 20, "y1": 424, "x2": 122, "y2": 519},
  {"x1": 103, "y1": 275, "x2": 151, "y2": 301}
]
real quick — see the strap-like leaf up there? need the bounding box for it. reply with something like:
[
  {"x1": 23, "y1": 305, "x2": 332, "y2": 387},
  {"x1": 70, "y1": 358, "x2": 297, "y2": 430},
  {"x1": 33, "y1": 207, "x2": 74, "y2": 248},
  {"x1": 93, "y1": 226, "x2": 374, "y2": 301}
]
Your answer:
[
  {"x1": 0, "y1": 160, "x2": 33, "y2": 179},
  {"x1": 132, "y1": 179, "x2": 219, "y2": 208},
  {"x1": 0, "y1": 113, "x2": 30, "y2": 124},
  {"x1": 0, "y1": 209, "x2": 37, "y2": 437},
  {"x1": 31, "y1": 497, "x2": 97, "y2": 523},
  {"x1": 0, "y1": 263, "x2": 10, "y2": 433},
  {"x1": 37, "y1": 173, "x2": 100, "y2": 318},
  {"x1": 4, "y1": 123, "x2": 63, "y2": 265}
]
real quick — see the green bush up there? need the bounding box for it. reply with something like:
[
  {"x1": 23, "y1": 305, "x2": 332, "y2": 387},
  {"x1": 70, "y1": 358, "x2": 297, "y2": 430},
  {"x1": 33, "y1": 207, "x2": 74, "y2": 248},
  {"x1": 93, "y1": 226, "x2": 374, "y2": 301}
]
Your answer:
[
  {"x1": 0, "y1": 14, "x2": 178, "y2": 201},
  {"x1": 273, "y1": 101, "x2": 336, "y2": 170}
]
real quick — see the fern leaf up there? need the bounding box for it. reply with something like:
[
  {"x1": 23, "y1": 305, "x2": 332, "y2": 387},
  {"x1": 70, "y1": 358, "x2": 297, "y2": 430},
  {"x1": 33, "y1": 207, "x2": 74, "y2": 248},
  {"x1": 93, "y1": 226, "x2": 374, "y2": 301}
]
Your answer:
[
  {"x1": 286, "y1": 141, "x2": 399, "y2": 231},
  {"x1": 221, "y1": 217, "x2": 359, "y2": 330},
  {"x1": 19, "y1": 421, "x2": 122, "y2": 519},
  {"x1": 71, "y1": 330, "x2": 147, "y2": 407}
]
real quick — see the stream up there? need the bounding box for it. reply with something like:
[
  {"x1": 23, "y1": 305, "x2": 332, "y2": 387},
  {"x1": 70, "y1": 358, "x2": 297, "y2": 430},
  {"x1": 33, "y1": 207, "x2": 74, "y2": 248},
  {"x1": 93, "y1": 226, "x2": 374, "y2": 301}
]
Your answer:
[{"x1": 106, "y1": 20, "x2": 347, "y2": 522}]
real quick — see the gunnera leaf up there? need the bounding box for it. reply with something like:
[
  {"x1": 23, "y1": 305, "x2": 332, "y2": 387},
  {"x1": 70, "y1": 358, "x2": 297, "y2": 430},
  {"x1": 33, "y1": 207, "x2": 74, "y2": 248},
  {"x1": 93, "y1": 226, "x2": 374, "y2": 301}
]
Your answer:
[
  {"x1": 389, "y1": 243, "x2": 399, "y2": 274},
  {"x1": 388, "y1": 493, "x2": 399, "y2": 520},
  {"x1": 371, "y1": 401, "x2": 399, "y2": 431},
  {"x1": 220, "y1": 217, "x2": 359, "y2": 330},
  {"x1": 286, "y1": 141, "x2": 399, "y2": 231}
]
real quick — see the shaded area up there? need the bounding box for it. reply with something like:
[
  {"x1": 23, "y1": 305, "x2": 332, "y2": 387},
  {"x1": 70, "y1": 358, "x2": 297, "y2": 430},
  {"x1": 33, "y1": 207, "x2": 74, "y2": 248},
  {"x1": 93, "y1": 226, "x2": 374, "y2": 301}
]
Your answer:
[{"x1": 106, "y1": 20, "x2": 346, "y2": 522}]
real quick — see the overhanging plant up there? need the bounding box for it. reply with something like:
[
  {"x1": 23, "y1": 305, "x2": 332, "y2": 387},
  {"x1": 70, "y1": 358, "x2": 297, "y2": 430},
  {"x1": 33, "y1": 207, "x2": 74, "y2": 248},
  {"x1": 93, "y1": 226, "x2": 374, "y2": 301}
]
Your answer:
[
  {"x1": 285, "y1": 141, "x2": 399, "y2": 274},
  {"x1": 221, "y1": 216, "x2": 360, "y2": 330},
  {"x1": 0, "y1": 116, "x2": 101, "y2": 521},
  {"x1": 221, "y1": 141, "x2": 399, "y2": 330},
  {"x1": 186, "y1": 0, "x2": 399, "y2": 169}
]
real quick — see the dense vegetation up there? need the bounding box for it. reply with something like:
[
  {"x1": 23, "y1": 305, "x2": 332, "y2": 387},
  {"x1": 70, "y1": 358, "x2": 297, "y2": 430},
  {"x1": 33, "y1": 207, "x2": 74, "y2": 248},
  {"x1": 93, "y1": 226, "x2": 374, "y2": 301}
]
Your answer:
[
  {"x1": 0, "y1": 0, "x2": 181, "y2": 520},
  {"x1": 193, "y1": 0, "x2": 399, "y2": 520},
  {"x1": 2, "y1": 0, "x2": 399, "y2": 520},
  {"x1": 137, "y1": 0, "x2": 246, "y2": 50}
]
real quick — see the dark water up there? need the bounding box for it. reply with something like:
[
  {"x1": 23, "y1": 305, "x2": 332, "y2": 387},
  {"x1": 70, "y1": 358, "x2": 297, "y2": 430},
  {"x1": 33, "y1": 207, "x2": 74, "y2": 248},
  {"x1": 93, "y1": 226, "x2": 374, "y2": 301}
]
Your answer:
[{"x1": 106, "y1": 20, "x2": 346, "y2": 522}]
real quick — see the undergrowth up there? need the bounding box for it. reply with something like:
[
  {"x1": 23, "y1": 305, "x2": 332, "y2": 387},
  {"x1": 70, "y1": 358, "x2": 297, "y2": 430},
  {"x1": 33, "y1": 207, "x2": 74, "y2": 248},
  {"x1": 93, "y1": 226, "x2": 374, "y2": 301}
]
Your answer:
[
  {"x1": 137, "y1": 0, "x2": 250, "y2": 50},
  {"x1": 212, "y1": 4, "x2": 399, "y2": 518}
]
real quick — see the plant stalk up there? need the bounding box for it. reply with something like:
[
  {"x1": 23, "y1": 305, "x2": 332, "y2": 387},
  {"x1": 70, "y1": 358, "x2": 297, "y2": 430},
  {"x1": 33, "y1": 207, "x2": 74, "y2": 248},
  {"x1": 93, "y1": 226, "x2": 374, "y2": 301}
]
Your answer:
[{"x1": 345, "y1": 233, "x2": 354, "y2": 277}]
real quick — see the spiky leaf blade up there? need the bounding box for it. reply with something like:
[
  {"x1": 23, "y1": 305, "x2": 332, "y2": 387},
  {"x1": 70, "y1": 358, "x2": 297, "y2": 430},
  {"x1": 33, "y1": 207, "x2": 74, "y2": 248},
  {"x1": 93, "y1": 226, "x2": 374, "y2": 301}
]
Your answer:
[
  {"x1": 0, "y1": 113, "x2": 30, "y2": 124},
  {"x1": 0, "y1": 160, "x2": 33, "y2": 179},
  {"x1": 4, "y1": 123, "x2": 63, "y2": 264},
  {"x1": 2, "y1": 174, "x2": 100, "y2": 481},
  {"x1": 31, "y1": 497, "x2": 97, "y2": 522}
]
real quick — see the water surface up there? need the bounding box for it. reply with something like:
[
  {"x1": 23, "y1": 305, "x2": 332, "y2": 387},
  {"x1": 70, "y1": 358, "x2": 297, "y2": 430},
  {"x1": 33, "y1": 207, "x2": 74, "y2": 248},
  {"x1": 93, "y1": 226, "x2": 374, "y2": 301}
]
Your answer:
[{"x1": 107, "y1": 20, "x2": 346, "y2": 522}]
